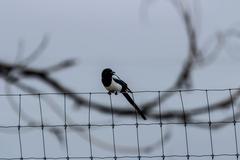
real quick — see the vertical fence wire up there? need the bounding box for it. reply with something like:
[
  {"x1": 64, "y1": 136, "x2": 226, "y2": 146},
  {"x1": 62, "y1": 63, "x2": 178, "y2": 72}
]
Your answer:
[
  {"x1": 132, "y1": 93, "x2": 141, "y2": 160},
  {"x1": 179, "y1": 91, "x2": 190, "y2": 159},
  {"x1": 158, "y1": 91, "x2": 165, "y2": 160},
  {"x1": 63, "y1": 94, "x2": 70, "y2": 160},
  {"x1": 205, "y1": 90, "x2": 215, "y2": 159},
  {"x1": 109, "y1": 95, "x2": 117, "y2": 160},
  {"x1": 229, "y1": 89, "x2": 239, "y2": 159},
  {"x1": 18, "y1": 95, "x2": 23, "y2": 160},
  {"x1": 88, "y1": 93, "x2": 93, "y2": 160},
  {"x1": 38, "y1": 94, "x2": 47, "y2": 159}
]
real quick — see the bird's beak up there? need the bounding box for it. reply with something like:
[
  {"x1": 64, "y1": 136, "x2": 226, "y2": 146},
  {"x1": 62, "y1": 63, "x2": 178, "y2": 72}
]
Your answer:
[{"x1": 112, "y1": 71, "x2": 115, "y2": 75}]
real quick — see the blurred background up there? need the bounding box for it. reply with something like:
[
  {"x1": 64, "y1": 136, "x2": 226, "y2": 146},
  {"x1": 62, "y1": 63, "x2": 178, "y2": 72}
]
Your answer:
[{"x1": 1, "y1": 0, "x2": 240, "y2": 159}]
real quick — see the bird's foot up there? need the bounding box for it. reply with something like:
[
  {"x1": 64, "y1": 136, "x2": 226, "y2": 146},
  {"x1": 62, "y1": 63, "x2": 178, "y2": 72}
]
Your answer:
[
  {"x1": 108, "y1": 91, "x2": 112, "y2": 95},
  {"x1": 115, "y1": 91, "x2": 118, "y2": 95}
]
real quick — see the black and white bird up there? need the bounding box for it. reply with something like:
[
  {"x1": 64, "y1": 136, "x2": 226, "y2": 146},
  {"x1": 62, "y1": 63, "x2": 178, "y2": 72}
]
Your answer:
[{"x1": 101, "y1": 68, "x2": 147, "y2": 120}]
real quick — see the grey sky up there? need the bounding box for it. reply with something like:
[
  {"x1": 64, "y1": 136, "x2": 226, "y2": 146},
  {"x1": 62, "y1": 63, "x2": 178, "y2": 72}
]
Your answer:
[{"x1": 0, "y1": 0, "x2": 240, "y2": 92}]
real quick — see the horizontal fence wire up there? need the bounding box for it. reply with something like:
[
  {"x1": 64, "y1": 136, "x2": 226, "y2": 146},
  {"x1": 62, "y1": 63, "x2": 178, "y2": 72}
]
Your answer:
[
  {"x1": 0, "y1": 89, "x2": 240, "y2": 160},
  {"x1": 1, "y1": 87, "x2": 240, "y2": 96}
]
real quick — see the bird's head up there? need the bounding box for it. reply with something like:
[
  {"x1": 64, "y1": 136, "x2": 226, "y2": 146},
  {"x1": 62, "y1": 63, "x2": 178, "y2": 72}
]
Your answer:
[{"x1": 102, "y1": 68, "x2": 115, "y2": 79}]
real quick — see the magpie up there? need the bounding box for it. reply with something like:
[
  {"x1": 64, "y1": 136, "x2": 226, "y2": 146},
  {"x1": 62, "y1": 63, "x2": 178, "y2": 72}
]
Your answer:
[{"x1": 101, "y1": 68, "x2": 147, "y2": 120}]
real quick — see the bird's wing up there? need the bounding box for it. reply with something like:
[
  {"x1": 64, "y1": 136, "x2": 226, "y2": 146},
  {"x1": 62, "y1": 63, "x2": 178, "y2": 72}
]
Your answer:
[{"x1": 113, "y1": 78, "x2": 132, "y2": 92}]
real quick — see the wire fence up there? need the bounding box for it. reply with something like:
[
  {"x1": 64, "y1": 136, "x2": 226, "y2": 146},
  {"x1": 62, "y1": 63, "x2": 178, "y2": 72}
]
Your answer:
[{"x1": 0, "y1": 89, "x2": 240, "y2": 160}]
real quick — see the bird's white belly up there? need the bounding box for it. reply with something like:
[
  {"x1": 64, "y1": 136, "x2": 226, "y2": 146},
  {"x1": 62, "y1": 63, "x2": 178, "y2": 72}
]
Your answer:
[{"x1": 105, "y1": 80, "x2": 122, "y2": 92}]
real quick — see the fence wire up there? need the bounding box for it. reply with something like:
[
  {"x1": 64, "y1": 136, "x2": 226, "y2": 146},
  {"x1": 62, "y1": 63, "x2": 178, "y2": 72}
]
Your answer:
[{"x1": 0, "y1": 89, "x2": 240, "y2": 160}]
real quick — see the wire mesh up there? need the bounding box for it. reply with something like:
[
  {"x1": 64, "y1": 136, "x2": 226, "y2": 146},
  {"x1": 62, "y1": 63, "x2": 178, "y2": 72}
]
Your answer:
[{"x1": 0, "y1": 89, "x2": 240, "y2": 160}]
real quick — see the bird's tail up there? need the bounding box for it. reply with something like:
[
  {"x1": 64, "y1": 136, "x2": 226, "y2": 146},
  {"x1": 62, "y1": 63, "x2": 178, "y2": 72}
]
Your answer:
[{"x1": 122, "y1": 92, "x2": 147, "y2": 120}]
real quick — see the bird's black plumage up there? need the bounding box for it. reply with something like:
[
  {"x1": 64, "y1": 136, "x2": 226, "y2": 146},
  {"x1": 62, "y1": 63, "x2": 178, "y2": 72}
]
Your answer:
[
  {"x1": 102, "y1": 68, "x2": 114, "y2": 87},
  {"x1": 113, "y1": 78, "x2": 131, "y2": 92},
  {"x1": 121, "y1": 92, "x2": 147, "y2": 120},
  {"x1": 101, "y1": 68, "x2": 147, "y2": 120}
]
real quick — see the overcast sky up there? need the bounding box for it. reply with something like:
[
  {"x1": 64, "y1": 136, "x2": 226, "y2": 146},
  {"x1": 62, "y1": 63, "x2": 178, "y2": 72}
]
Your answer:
[{"x1": 0, "y1": 0, "x2": 240, "y2": 92}]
